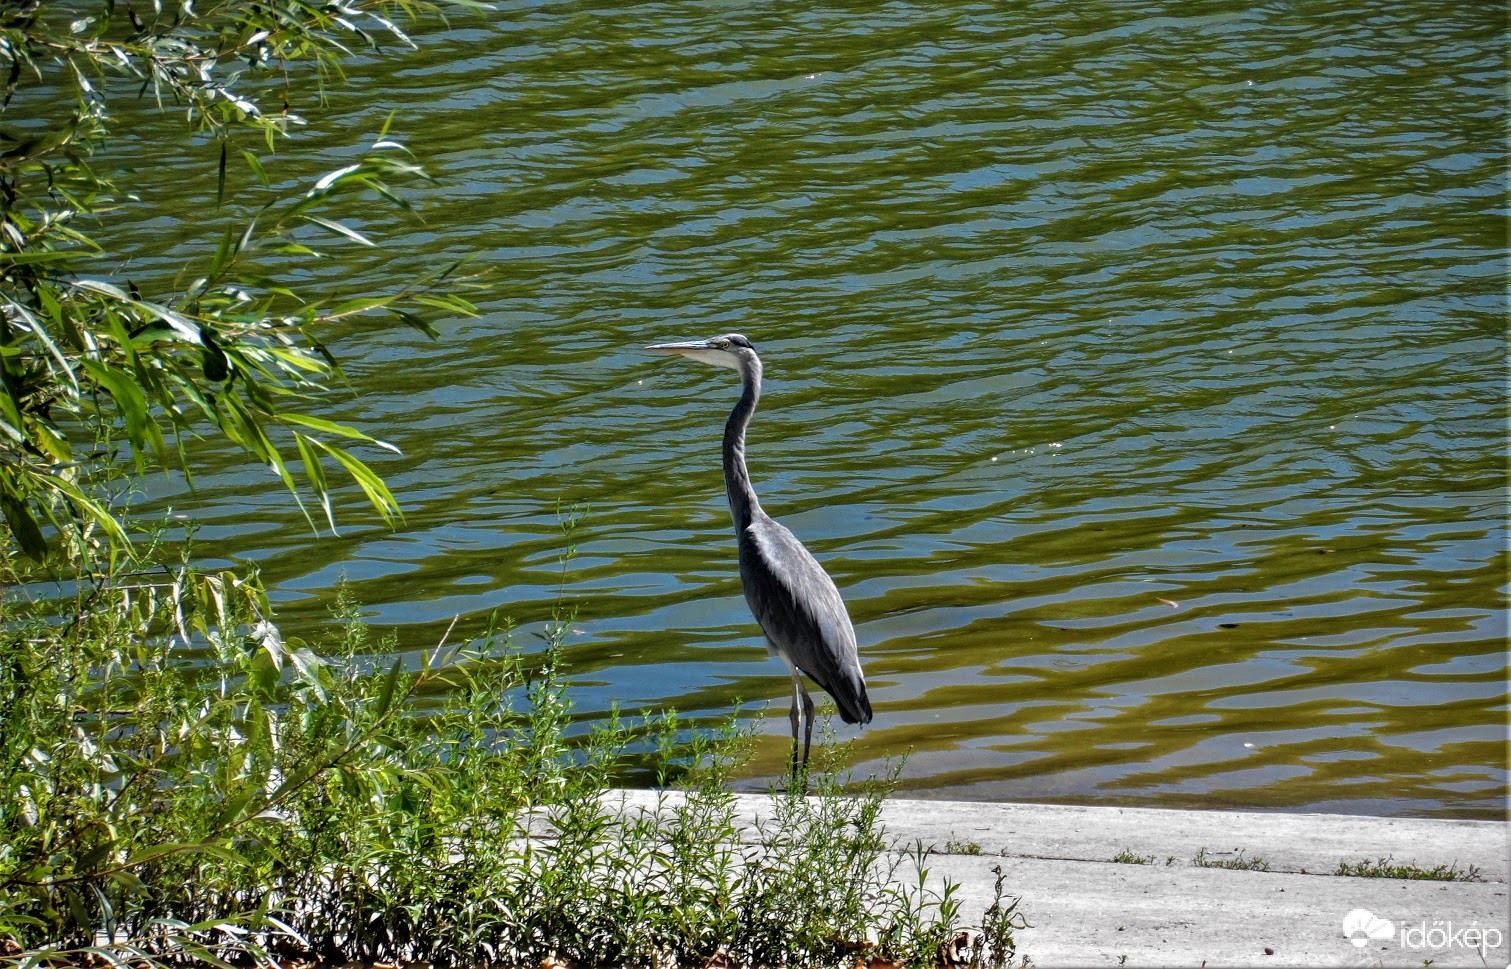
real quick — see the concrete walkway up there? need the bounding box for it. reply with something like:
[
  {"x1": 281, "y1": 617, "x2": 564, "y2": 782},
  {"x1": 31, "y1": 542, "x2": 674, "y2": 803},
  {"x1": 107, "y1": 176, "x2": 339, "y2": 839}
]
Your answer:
[
  {"x1": 613, "y1": 791, "x2": 1509, "y2": 968},
  {"x1": 872, "y1": 798, "x2": 1507, "y2": 968}
]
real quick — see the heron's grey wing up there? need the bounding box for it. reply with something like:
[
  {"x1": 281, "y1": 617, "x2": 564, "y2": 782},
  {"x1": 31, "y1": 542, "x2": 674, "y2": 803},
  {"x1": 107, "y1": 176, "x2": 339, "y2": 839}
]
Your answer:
[{"x1": 739, "y1": 516, "x2": 872, "y2": 725}]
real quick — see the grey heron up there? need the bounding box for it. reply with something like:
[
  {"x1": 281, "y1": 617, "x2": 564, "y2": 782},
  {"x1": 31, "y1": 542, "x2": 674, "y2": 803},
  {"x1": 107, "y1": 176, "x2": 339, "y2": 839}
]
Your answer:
[{"x1": 647, "y1": 333, "x2": 872, "y2": 774}]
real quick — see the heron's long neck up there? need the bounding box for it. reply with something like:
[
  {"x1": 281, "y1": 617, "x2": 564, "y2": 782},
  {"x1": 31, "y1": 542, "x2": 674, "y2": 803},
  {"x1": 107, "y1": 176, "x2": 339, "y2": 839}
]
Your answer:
[{"x1": 722, "y1": 357, "x2": 763, "y2": 533}]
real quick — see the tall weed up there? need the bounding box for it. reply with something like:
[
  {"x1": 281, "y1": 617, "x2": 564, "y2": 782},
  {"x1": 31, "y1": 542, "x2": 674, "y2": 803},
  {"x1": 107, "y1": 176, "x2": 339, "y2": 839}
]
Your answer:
[{"x1": 0, "y1": 567, "x2": 1021, "y2": 967}]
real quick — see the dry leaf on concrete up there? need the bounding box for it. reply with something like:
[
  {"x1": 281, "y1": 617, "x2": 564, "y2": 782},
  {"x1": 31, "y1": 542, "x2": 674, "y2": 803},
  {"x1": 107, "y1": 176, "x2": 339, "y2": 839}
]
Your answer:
[
  {"x1": 940, "y1": 930, "x2": 975, "y2": 966},
  {"x1": 702, "y1": 946, "x2": 738, "y2": 968}
]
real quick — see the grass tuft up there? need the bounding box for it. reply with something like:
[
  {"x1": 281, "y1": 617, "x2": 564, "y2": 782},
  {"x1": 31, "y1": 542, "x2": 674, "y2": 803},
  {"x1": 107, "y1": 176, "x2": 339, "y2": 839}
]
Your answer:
[
  {"x1": 1336, "y1": 856, "x2": 1483, "y2": 882},
  {"x1": 1192, "y1": 847, "x2": 1271, "y2": 871}
]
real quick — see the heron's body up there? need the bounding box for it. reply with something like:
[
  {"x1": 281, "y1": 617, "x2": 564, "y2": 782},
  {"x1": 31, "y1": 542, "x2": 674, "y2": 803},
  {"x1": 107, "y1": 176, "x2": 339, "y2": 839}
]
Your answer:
[{"x1": 649, "y1": 333, "x2": 872, "y2": 771}]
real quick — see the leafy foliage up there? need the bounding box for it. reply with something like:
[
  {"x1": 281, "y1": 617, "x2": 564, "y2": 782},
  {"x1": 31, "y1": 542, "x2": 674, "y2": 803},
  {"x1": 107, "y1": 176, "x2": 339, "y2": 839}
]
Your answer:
[
  {"x1": 0, "y1": 0, "x2": 479, "y2": 563},
  {"x1": 0, "y1": 570, "x2": 1019, "y2": 968}
]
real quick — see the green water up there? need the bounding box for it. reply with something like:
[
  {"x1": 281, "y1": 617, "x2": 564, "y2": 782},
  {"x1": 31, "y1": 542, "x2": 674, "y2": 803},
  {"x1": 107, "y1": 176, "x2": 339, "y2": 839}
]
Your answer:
[{"x1": 116, "y1": 1, "x2": 1504, "y2": 817}]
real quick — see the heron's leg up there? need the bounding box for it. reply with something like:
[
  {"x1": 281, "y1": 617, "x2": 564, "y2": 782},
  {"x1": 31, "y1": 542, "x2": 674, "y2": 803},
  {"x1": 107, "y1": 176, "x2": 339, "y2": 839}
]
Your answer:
[
  {"x1": 800, "y1": 680, "x2": 815, "y2": 768},
  {"x1": 788, "y1": 666, "x2": 804, "y2": 777}
]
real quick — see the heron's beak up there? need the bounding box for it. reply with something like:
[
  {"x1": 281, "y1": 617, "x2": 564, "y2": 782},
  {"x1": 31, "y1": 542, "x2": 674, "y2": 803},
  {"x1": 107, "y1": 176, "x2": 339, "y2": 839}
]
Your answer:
[
  {"x1": 645, "y1": 339, "x2": 710, "y2": 357},
  {"x1": 646, "y1": 337, "x2": 743, "y2": 371}
]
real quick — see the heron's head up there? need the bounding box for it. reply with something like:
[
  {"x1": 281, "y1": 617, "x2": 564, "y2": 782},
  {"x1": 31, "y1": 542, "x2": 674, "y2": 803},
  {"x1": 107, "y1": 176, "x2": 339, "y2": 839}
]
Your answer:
[{"x1": 644, "y1": 333, "x2": 757, "y2": 372}]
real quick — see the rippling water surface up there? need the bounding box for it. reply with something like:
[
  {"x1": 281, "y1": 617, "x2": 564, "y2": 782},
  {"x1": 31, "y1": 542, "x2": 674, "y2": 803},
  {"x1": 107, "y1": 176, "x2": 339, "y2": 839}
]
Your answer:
[{"x1": 118, "y1": 1, "x2": 1504, "y2": 817}]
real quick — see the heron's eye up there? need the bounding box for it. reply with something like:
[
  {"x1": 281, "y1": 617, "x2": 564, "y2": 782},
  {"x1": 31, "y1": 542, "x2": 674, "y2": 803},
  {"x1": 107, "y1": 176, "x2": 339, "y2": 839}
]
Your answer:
[{"x1": 713, "y1": 339, "x2": 730, "y2": 349}]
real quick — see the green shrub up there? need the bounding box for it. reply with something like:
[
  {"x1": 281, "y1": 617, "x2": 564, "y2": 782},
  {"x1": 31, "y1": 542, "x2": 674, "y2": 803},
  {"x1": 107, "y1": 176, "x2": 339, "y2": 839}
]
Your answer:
[{"x1": 1, "y1": 568, "x2": 1020, "y2": 968}]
